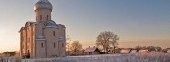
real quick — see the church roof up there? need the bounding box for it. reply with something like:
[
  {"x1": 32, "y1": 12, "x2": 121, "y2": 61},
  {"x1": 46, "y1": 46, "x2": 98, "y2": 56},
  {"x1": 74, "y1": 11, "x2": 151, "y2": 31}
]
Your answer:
[
  {"x1": 36, "y1": 35, "x2": 46, "y2": 41},
  {"x1": 25, "y1": 21, "x2": 35, "y2": 27},
  {"x1": 19, "y1": 27, "x2": 25, "y2": 32},
  {"x1": 19, "y1": 21, "x2": 35, "y2": 32},
  {"x1": 84, "y1": 47, "x2": 100, "y2": 52},
  {"x1": 43, "y1": 20, "x2": 58, "y2": 28}
]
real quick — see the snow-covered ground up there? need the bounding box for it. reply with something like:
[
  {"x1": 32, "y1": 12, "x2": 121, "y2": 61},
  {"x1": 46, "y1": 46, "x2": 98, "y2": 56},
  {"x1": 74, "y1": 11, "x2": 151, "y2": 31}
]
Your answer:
[{"x1": 21, "y1": 52, "x2": 170, "y2": 62}]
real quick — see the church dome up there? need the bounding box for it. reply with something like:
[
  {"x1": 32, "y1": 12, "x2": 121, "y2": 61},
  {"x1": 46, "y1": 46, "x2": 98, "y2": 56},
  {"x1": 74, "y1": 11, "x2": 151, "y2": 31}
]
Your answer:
[{"x1": 34, "y1": 0, "x2": 53, "y2": 11}]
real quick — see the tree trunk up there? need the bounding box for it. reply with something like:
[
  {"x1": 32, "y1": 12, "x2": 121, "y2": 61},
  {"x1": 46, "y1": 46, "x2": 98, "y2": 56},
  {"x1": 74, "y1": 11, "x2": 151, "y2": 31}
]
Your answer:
[
  {"x1": 106, "y1": 47, "x2": 108, "y2": 54},
  {"x1": 114, "y1": 46, "x2": 116, "y2": 54}
]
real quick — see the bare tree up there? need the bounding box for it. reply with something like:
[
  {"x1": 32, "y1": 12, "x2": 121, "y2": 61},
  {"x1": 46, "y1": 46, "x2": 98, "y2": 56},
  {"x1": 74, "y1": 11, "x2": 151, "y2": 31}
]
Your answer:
[
  {"x1": 96, "y1": 31, "x2": 119, "y2": 53},
  {"x1": 70, "y1": 41, "x2": 82, "y2": 55}
]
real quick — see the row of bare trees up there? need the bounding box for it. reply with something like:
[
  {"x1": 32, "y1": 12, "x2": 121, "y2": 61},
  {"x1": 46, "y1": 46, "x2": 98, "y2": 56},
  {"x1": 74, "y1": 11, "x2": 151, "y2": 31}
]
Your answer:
[
  {"x1": 135, "y1": 46, "x2": 169, "y2": 52},
  {"x1": 66, "y1": 31, "x2": 119, "y2": 55},
  {"x1": 67, "y1": 31, "x2": 170, "y2": 55}
]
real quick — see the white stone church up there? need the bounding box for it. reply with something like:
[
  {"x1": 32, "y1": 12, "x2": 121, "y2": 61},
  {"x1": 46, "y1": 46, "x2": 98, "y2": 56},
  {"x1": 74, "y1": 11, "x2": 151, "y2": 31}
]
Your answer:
[{"x1": 19, "y1": 0, "x2": 66, "y2": 58}]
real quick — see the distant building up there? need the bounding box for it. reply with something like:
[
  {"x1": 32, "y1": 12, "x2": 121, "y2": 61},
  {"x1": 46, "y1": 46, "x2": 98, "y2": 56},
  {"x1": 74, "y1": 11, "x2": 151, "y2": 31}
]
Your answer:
[
  {"x1": 138, "y1": 49, "x2": 149, "y2": 53},
  {"x1": 130, "y1": 50, "x2": 137, "y2": 54},
  {"x1": 108, "y1": 47, "x2": 121, "y2": 54},
  {"x1": 19, "y1": 0, "x2": 66, "y2": 58},
  {"x1": 108, "y1": 47, "x2": 114, "y2": 54},
  {"x1": 120, "y1": 49, "x2": 131, "y2": 54},
  {"x1": 167, "y1": 50, "x2": 170, "y2": 53},
  {"x1": 2, "y1": 52, "x2": 16, "y2": 57},
  {"x1": 84, "y1": 46, "x2": 100, "y2": 55}
]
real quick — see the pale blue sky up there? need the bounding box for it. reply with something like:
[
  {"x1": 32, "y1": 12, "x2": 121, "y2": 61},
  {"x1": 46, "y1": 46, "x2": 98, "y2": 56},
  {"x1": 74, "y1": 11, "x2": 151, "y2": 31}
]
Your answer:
[{"x1": 0, "y1": 0, "x2": 170, "y2": 52}]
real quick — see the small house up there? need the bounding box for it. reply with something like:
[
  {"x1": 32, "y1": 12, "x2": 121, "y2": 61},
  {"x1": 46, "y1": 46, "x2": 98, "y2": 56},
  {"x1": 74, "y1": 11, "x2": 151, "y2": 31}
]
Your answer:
[
  {"x1": 130, "y1": 50, "x2": 137, "y2": 54},
  {"x1": 84, "y1": 47, "x2": 100, "y2": 55},
  {"x1": 120, "y1": 49, "x2": 131, "y2": 54},
  {"x1": 167, "y1": 50, "x2": 170, "y2": 53}
]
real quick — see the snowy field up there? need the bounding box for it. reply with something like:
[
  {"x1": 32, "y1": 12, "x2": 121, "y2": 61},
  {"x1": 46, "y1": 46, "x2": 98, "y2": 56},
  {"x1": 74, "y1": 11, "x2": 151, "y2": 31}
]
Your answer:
[{"x1": 21, "y1": 52, "x2": 170, "y2": 62}]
